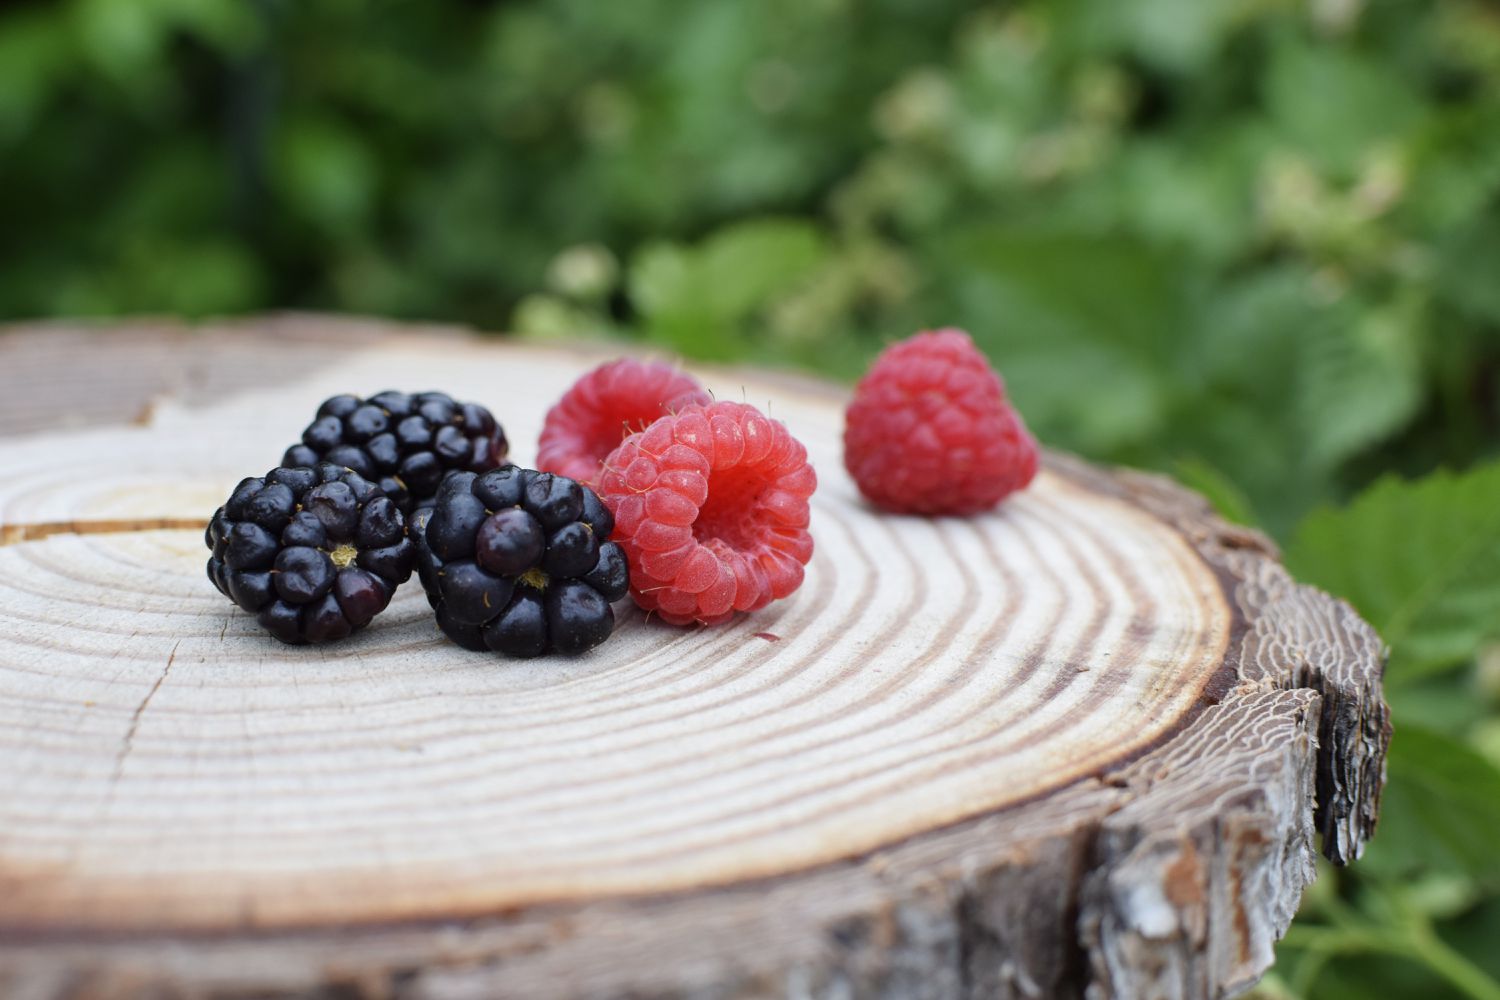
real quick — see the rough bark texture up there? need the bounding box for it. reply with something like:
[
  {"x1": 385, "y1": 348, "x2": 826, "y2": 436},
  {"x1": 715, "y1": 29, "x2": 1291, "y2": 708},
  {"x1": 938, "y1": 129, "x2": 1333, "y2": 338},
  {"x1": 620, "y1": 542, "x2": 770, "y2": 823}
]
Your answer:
[{"x1": 0, "y1": 315, "x2": 1388, "y2": 1000}]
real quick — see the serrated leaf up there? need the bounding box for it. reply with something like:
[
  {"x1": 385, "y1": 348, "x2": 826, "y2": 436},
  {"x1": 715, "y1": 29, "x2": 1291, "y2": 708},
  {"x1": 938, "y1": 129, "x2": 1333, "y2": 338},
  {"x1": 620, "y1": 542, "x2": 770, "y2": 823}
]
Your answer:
[
  {"x1": 1359, "y1": 725, "x2": 1500, "y2": 882},
  {"x1": 1286, "y1": 461, "x2": 1500, "y2": 682},
  {"x1": 1295, "y1": 303, "x2": 1423, "y2": 467}
]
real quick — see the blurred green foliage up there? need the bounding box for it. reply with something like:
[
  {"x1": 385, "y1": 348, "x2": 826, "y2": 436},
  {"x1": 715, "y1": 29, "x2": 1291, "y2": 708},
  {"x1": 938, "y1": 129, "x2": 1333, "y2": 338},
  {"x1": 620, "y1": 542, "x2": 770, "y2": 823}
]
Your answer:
[{"x1": 2, "y1": 0, "x2": 1499, "y2": 995}]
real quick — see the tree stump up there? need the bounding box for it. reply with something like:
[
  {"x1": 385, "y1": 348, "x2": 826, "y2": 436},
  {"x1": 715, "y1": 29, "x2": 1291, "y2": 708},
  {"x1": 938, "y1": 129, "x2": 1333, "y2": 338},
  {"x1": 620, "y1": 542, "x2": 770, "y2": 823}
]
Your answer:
[{"x1": 0, "y1": 316, "x2": 1388, "y2": 1000}]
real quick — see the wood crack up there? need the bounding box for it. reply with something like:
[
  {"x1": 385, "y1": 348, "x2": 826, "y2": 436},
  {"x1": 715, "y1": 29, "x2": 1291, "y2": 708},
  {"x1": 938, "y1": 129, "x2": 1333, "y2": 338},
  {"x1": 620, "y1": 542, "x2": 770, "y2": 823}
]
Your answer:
[
  {"x1": 110, "y1": 641, "x2": 181, "y2": 787},
  {"x1": 0, "y1": 518, "x2": 209, "y2": 547}
]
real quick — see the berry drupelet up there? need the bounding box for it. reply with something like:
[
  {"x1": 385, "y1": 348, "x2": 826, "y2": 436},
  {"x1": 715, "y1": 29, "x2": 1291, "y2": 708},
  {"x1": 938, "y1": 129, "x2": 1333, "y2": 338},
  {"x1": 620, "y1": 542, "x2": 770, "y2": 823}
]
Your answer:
[
  {"x1": 206, "y1": 462, "x2": 416, "y2": 644},
  {"x1": 413, "y1": 468, "x2": 629, "y2": 657},
  {"x1": 283, "y1": 391, "x2": 508, "y2": 513}
]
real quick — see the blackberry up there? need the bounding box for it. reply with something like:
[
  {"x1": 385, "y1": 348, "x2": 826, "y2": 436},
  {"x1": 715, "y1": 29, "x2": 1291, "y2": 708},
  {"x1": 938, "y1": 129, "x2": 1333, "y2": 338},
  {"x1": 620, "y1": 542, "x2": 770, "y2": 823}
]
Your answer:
[
  {"x1": 206, "y1": 462, "x2": 416, "y2": 644},
  {"x1": 412, "y1": 468, "x2": 629, "y2": 657},
  {"x1": 283, "y1": 391, "x2": 508, "y2": 513}
]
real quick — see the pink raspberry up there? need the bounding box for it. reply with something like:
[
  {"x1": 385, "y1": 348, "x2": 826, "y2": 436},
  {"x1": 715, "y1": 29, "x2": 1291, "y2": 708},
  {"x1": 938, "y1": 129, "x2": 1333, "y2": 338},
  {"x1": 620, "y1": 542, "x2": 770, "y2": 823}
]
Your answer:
[
  {"x1": 844, "y1": 328, "x2": 1037, "y2": 515},
  {"x1": 596, "y1": 401, "x2": 817, "y2": 626},
  {"x1": 537, "y1": 359, "x2": 710, "y2": 485}
]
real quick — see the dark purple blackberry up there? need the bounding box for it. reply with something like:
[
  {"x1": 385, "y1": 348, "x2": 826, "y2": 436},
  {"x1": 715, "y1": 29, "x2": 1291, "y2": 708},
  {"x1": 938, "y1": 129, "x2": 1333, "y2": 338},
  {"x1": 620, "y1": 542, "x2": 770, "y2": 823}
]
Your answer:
[
  {"x1": 206, "y1": 462, "x2": 416, "y2": 644},
  {"x1": 412, "y1": 468, "x2": 629, "y2": 658},
  {"x1": 283, "y1": 391, "x2": 507, "y2": 513}
]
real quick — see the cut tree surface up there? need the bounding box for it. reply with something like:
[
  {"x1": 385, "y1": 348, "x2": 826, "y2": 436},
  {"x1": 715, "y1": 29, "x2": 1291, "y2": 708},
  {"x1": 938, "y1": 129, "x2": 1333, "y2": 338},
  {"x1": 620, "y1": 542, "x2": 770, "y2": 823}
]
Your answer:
[{"x1": 0, "y1": 316, "x2": 1388, "y2": 1000}]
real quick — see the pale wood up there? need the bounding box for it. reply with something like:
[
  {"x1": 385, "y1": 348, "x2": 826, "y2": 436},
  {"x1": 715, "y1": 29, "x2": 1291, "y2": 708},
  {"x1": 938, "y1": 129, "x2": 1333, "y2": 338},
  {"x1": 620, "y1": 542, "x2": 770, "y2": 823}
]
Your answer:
[{"x1": 0, "y1": 315, "x2": 1388, "y2": 1000}]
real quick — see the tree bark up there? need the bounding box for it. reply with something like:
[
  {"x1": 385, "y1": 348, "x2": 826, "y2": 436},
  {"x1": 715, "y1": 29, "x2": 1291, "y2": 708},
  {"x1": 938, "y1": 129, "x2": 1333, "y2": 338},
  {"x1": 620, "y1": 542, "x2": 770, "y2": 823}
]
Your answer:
[{"x1": 0, "y1": 315, "x2": 1388, "y2": 1000}]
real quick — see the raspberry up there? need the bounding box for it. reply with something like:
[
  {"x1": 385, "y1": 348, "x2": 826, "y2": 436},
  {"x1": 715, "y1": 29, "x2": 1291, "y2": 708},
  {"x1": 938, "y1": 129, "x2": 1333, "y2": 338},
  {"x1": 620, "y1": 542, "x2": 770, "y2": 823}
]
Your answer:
[
  {"x1": 537, "y1": 359, "x2": 710, "y2": 485},
  {"x1": 411, "y1": 467, "x2": 629, "y2": 657},
  {"x1": 843, "y1": 329, "x2": 1037, "y2": 515},
  {"x1": 596, "y1": 401, "x2": 816, "y2": 626},
  {"x1": 206, "y1": 462, "x2": 415, "y2": 644},
  {"x1": 283, "y1": 391, "x2": 507, "y2": 513}
]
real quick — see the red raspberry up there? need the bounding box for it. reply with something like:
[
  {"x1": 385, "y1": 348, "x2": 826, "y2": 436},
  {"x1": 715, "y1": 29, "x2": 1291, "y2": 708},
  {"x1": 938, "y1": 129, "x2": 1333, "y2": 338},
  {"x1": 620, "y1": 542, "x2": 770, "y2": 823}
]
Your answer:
[
  {"x1": 844, "y1": 328, "x2": 1037, "y2": 515},
  {"x1": 538, "y1": 359, "x2": 710, "y2": 485},
  {"x1": 596, "y1": 401, "x2": 816, "y2": 626}
]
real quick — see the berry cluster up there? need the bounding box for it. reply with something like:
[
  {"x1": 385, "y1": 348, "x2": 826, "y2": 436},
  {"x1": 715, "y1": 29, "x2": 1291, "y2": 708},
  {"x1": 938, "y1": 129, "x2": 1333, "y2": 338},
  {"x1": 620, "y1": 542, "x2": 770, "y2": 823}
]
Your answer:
[
  {"x1": 284, "y1": 391, "x2": 506, "y2": 513},
  {"x1": 207, "y1": 462, "x2": 414, "y2": 644},
  {"x1": 413, "y1": 468, "x2": 628, "y2": 656},
  {"x1": 205, "y1": 332, "x2": 1030, "y2": 652}
]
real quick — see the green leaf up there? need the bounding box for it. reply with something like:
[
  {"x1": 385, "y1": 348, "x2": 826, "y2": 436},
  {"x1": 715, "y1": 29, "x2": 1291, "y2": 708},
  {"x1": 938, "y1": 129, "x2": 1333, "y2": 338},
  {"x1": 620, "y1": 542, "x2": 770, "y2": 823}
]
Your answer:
[
  {"x1": 694, "y1": 218, "x2": 827, "y2": 321},
  {"x1": 1436, "y1": 206, "x2": 1500, "y2": 325},
  {"x1": 0, "y1": 10, "x2": 69, "y2": 140},
  {"x1": 1360, "y1": 725, "x2": 1500, "y2": 883},
  {"x1": 1286, "y1": 461, "x2": 1500, "y2": 682},
  {"x1": 628, "y1": 218, "x2": 826, "y2": 358},
  {"x1": 71, "y1": 0, "x2": 169, "y2": 80},
  {"x1": 1264, "y1": 39, "x2": 1422, "y2": 174},
  {"x1": 1445, "y1": 894, "x2": 1500, "y2": 983},
  {"x1": 1075, "y1": 0, "x2": 1241, "y2": 74},
  {"x1": 629, "y1": 242, "x2": 694, "y2": 320},
  {"x1": 272, "y1": 118, "x2": 378, "y2": 237},
  {"x1": 1172, "y1": 455, "x2": 1258, "y2": 527},
  {"x1": 1295, "y1": 299, "x2": 1424, "y2": 467},
  {"x1": 1384, "y1": 676, "x2": 1493, "y2": 736},
  {"x1": 933, "y1": 229, "x2": 1183, "y2": 455},
  {"x1": 941, "y1": 228, "x2": 1185, "y2": 364}
]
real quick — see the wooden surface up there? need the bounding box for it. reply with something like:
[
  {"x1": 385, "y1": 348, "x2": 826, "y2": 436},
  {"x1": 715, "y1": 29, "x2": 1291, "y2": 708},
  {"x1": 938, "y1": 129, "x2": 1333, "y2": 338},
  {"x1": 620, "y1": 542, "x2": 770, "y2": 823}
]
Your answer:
[{"x1": 0, "y1": 315, "x2": 1388, "y2": 1000}]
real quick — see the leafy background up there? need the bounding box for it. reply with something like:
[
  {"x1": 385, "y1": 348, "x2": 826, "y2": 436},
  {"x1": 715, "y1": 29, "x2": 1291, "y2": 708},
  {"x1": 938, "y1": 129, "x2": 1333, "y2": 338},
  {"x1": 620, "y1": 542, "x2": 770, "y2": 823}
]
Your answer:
[{"x1": 2, "y1": 0, "x2": 1499, "y2": 995}]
